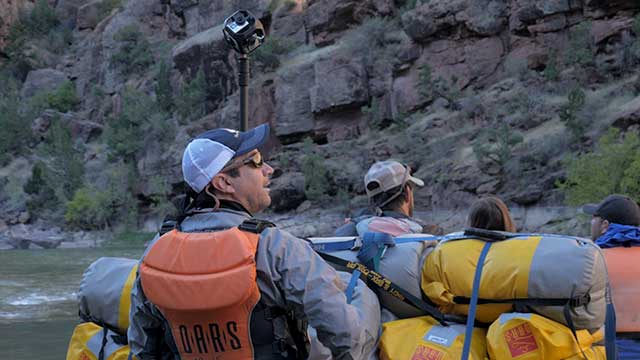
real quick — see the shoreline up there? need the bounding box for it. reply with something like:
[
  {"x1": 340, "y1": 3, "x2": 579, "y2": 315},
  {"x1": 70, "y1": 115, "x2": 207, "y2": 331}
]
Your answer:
[{"x1": 0, "y1": 205, "x2": 591, "y2": 250}]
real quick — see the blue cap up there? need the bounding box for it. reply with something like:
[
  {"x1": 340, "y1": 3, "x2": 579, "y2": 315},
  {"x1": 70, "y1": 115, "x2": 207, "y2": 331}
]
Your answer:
[{"x1": 182, "y1": 124, "x2": 269, "y2": 193}]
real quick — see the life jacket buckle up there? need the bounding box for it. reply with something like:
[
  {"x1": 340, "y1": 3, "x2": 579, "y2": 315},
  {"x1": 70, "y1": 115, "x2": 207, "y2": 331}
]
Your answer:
[
  {"x1": 159, "y1": 216, "x2": 178, "y2": 235},
  {"x1": 272, "y1": 339, "x2": 289, "y2": 357},
  {"x1": 239, "y1": 218, "x2": 276, "y2": 234}
]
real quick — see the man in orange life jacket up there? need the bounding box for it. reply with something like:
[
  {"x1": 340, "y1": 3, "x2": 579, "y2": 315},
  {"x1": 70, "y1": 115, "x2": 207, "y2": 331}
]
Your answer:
[
  {"x1": 583, "y1": 194, "x2": 640, "y2": 359},
  {"x1": 128, "y1": 124, "x2": 378, "y2": 359}
]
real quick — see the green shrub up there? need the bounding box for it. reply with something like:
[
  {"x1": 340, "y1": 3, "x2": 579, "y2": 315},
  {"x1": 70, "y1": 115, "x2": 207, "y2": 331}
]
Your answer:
[
  {"x1": 3, "y1": 0, "x2": 68, "y2": 76},
  {"x1": 342, "y1": 17, "x2": 399, "y2": 66},
  {"x1": 37, "y1": 116, "x2": 85, "y2": 202},
  {"x1": 564, "y1": 21, "x2": 594, "y2": 67},
  {"x1": 148, "y1": 175, "x2": 176, "y2": 217},
  {"x1": 473, "y1": 122, "x2": 524, "y2": 176},
  {"x1": 559, "y1": 87, "x2": 587, "y2": 143},
  {"x1": 65, "y1": 187, "x2": 110, "y2": 230},
  {"x1": 66, "y1": 162, "x2": 141, "y2": 230},
  {"x1": 175, "y1": 69, "x2": 207, "y2": 123},
  {"x1": 44, "y1": 81, "x2": 80, "y2": 113},
  {"x1": 25, "y1": 117, "x2": 84, "y2": 223},
  {"x1": 361, "y1": 97, "x2": 385, "y2": 130},
  {"x1": 0, "y1": 79, "x2": 31, "y2": 165},
  {"x1": 417, "y1": 64, "x2": 460, "y2": 109},
  {"x1": 110, "y1": 24, "x2": 153, "y2": 75},
  {"x1": 253, "y1": 37, "x2": 296, "y2": 71},
  {"x1": 543, "y1": 49, "x2": 559, "y2": 81},
  {"x1": 104, "y1": 87, "x2": 172, "y2": 163},
  {"x1": 558, "y1": 128, "x2": 640, "y2": 205},
  {"x1": 24, "y1": 161, "x2": 62, "y2": 219},
  {"x1": 156, "y1": 60, "x2": 173, "y2": 112},
  {"x1": 301, "y1": 137, "x2": 331, "y2": 201},
  {"x1": 20, "y1": 0, "x2": 60, "y2": 36}
]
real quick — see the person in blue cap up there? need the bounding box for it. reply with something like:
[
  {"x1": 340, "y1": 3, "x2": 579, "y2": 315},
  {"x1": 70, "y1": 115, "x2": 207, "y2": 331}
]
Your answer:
[
  {"x1": 583, "y1": 194, "x2": 640, "y2": 359},
  {"x1": 128, "y1": 124, "x2": 379, "y2": 360}
]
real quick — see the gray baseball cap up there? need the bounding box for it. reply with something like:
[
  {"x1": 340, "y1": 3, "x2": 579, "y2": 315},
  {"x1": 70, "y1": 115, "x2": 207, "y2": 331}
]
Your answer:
[{"x1": 364, "y1": 160, "x2": 424, "y2": 198}]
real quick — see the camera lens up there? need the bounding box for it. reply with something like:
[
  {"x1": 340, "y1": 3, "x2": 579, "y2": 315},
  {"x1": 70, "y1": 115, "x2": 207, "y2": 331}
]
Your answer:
[{"x1": 234, "y1": 13, "x2": 246, "y2": 25}]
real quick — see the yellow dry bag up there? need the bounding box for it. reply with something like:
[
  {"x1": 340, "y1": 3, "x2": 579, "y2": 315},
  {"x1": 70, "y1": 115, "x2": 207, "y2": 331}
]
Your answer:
[
  {"x1": 379, "y1": 315, "x2": 487, "y2": 360},
  {"x1": 486, "y1": 313, "x2": 605, "y2": 360},
  {"x1": 66, "y1": 322, "x2": 136, "y2": 360}
]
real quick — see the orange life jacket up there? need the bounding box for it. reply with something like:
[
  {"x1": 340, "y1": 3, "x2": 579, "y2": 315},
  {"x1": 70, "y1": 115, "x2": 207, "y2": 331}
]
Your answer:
[
  {"x1": 603, "y1": 247, "x2": 640, "y2": 333},
  {"x1": 139, "y1": 227, "x2": 261, "y2": 359}
]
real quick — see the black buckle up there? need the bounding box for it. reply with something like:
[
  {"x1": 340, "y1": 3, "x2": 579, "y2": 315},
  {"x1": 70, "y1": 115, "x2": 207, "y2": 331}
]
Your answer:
[
  {"x1": 159, "y1": 216, "x2": 178, "y2": 235},
  {"x1": 239, "y1": 218, "x2": 275, "y2": 234},
  {"x1": 569, "y1": 294, "x2": 591, "y2": 307},
  {"x1": 264, "y1": 307, "x2": 286, "y2": 320},
  {"x1": 272, "y1": 339, "x2": 289, "y2": 356}
]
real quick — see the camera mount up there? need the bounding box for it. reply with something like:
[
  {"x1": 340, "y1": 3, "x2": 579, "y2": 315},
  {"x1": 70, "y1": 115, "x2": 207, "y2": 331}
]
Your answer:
[{"x1": 223, "y1": 10, "x2": 265, "y2": 131}]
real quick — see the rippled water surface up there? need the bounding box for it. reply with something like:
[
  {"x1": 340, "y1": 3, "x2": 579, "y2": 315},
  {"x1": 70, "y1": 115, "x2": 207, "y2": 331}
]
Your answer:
[{"x1": 0, "y1": 245, "x2": 144, "y2": 360}]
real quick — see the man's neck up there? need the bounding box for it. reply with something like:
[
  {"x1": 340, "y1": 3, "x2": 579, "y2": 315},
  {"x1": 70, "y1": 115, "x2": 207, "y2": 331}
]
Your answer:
[{"x1": 218, "y1": 199, "x2": 253, "y2": 216}]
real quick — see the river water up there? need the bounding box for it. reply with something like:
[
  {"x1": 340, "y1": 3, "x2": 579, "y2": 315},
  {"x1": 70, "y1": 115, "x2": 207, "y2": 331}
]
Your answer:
[{"x1": 0, "y1": 245, "x2": 145, "y2": 360}]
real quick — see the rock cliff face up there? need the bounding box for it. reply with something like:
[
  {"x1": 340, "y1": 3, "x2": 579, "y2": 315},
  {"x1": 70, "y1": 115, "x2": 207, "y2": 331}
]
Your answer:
[
  {"x1": 2, "y1": 0, "x2": 640, "y2": 235},
  {"x1": 0, "y1": 0, "x2": 34, "y2": 50}
]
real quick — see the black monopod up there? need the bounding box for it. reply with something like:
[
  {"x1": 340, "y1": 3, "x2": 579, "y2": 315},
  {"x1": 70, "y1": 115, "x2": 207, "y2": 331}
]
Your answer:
[{"x1": 222, "y1": 10, "x2": 265, "y2": 131}]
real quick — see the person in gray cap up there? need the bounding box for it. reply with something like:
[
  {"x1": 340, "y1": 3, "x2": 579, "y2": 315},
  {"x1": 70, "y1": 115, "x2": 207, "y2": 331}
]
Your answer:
[
  {"x1": 583, "y1": 194, "x2": 640, "y2": 246},
  {"x1": 128, "y1": 124, "x2": 379, "y2": 360},
  {"x1": 583, "y1": 194, "x2": 640, "y2": 359},
  {"x1": 335, "y1": 160, "x2": 426, "y2": 237}
]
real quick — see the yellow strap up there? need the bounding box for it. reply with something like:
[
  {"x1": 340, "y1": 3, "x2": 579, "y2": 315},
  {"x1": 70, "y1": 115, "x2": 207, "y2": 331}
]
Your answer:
[{"x1": 118, "y1": 264, "x2": 139, "y2": 331}]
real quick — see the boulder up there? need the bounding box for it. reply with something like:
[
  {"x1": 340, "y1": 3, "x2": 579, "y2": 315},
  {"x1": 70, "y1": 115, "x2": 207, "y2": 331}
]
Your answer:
[
  {"x1": 55, "y1": 0, "x2": 93, "y2": 27},
  {"x1": 465, "y1": 0, "x2": 508, "y2": 36},
  {"x1": 273, "y1": 59, "x2": 316, "y2": 141},
  {"x1": 527, "y1": 13, "x2": 568, "y2": 34},
  {"x1": 591, "y1": 16, "x2": 633, "y2": 44},
  {"x1": 270, "y1": 1, "x2": 306, "y2": 47},
  {"x1": 509, "y1": 0, "x2": 580, "y2": 32},
  {"x1": 20, "y1": 69, "x2": 68, "y2": 99},
  {"x1": 391, "y1": 37, "x2": 503, "y2": 115},
  {"x1": 401, "y1": 0, "x2": 506, "y2": 43},
  {"x1": 172, "y1": 24, "x2": 234, "y2": 106},
  {"x1": 5, "y1": 224, "x2": 65, "y2": 250},
  {"x1": 306, "y1": 0, "x2": 394, "y2": 45},
  {"x1": 269, "y1": 171, "x2": 306, "y2": 212},
  {"x1": 179, "y1": 0, "x2": 270, "y2": 37},
  {"x1": 309, "y1": 56, "x2": 368, "y2": 114},
  {"x1": 610, "y1": 95, "x2": 640, "y2": 130},
  {"x1": 77, "y1": 0, "x2": 104, "y2": 30}
]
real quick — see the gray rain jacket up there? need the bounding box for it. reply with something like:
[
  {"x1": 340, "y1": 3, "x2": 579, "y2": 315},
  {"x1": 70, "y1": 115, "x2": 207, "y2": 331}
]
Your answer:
[{"x1": 128, "y1": 208, "x2": 379, "y2": 359}]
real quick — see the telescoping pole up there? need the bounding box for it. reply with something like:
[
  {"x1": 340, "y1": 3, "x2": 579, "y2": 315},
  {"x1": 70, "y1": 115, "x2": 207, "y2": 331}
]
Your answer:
[{"x1": 238, "y1": 53, "x2": 249, "y2": 131}]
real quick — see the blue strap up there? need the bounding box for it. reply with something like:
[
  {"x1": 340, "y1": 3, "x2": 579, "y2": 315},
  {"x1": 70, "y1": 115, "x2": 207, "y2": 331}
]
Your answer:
[
  {"x1": 393, "y1": 235, "x2": 441, "y2": 244},
  {"x1": 345, "y1": 269, "x2": 361, "y2": 304},
  {"x1": 461, "y1": 242, "x2": 492, "y2": 360},
  {"x1": 605, "y1": 284, "x2": 618, "y2": 360},
  {"x1": 357, "y1": 232, "x2": 395, "y2": 271}
]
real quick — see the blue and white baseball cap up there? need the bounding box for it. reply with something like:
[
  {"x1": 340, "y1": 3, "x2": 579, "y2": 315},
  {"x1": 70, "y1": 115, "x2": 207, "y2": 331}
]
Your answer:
[{"x1": 182, "y1": 124, "x2": 270, "y2": 193}]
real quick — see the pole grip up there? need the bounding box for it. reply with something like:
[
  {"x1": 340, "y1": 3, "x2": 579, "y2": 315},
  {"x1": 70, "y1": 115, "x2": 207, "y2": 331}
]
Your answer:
[{"x1": 238, "y1": 54, "x2": 249, "y2": 131}]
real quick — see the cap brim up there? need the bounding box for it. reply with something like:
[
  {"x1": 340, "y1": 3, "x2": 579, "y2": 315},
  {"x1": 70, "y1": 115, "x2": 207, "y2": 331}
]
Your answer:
[
  {"x1": 408, "y1": 175, "x2": 424, "y2": 187},
  {"x1": 236, "y1": 123, "x2": 270, "y2": 156},
  {"x1": 582, "y1": 204, "x2": 598, "y2": 215}
]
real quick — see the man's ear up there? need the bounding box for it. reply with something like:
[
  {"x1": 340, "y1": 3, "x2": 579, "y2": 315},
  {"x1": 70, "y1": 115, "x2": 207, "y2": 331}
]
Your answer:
[
  {"x1": 600, "y1": 219, "x2": 610, "y2": 235},
  {"x1": 210, "y1": 174, "x2": 235, "y2": 195}
]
